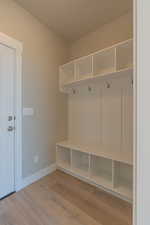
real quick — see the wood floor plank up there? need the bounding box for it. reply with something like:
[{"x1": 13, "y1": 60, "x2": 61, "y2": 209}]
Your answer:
[{"x1": 0, "y1": 170, "x2": 132, "y2": 225}]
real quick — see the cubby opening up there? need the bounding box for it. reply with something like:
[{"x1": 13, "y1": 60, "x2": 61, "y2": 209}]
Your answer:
[
  {"x1": 90, "y1": 155, "x2": 113, "y2": 188},
  {"x1": 114, "y1": 162, "x2": 133, "y2": 199},
  {"x1": 116, "y1": 40, "x2": 133, "y2": 71},
  {"x1": 59, "y1": 40, "x2": 133, "y2": 91},
  {"x1": 93, "y1": 48, "x2": 115, "y2": 76},
  {"x1": 60, "y1": 62, "x2": 75, "y2": 85},
  {"x1": 72, "y1": 150, "x2": 89, "y2": 177},
  {"x1": 57, "y1": 146, "x2": 71, "y2": 169},
  {"x1": 76, "y1": 56, "x2": 93, "y2": 80}
]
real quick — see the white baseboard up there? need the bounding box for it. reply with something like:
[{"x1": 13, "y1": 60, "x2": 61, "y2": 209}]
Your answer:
[{"x1": 16, "y1": 163, "x2": 56, "y2": 191}]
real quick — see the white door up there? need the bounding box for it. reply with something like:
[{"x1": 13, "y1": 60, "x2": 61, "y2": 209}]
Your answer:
[{"x1": 0, "y1": 43, "x2": 15, "y2": 199}]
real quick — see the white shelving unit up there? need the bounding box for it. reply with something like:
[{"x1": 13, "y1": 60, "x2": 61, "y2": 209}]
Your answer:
[
  {"x1": 59, "y1": 39, "x2": 133, "y2": 92},
  {"x1": 57, "y1": 39, "x2": 133, "y2": 202},
  {"x1": 56, "y1": 142, "x2": 133, "y2": 201},
  {"x1": 116, "y1": 39, "x2": 133, "y2": 70},
  {"x1": 72, "y1": 150, "x2": 89, "y2": 177},
  {"x1": 113, "y1": 162, "x2": 133, "y2": 199},
  {"x1": 93, "y1": 47, "x2": 115, "y2": 76},
  {"x1": 57, "y1": 146, "x2": 71, "y2": 169},
  {"x1": 90, "y1": 155, "x2": 113, "y2": 189},
  {"x1": 59, "y1": 61, "x2": 75, "y2": 89},
  {"x1": 76, "y1": 55, "x2": 93, "y2": 80}
]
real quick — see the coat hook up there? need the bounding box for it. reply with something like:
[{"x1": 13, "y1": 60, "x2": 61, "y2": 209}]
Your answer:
[
  {"x1": 72, "y1": 88, "x2": 76, "y2": 94},
  {"x1": 88, "y1": 86, "x2": 92, "y2": 92},
  {"x1": 106, "y1": 81, "x2": 110, "y2": 88},
  {"x1": 131, "y1": 79, "x2": 133, "y2": 87}
]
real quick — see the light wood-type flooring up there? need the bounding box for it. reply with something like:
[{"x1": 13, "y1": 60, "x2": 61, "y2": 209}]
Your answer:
[{"x1": 0, "y1": 170, "x2": 132, "y2": 225}]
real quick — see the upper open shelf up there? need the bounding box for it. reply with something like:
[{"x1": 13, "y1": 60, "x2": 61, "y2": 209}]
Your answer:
[{"x1": 59, "y1": 39, "x2": 133, "y2": 92}]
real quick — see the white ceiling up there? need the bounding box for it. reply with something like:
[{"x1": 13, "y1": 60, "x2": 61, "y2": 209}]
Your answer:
[{"x1": 15, "y1": 0, "x2": 132, "y2": 41}]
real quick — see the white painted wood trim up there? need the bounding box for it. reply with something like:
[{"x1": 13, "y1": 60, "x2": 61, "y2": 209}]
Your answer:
[
  {"x1": 135, "y1": 0, "x2": 150, "y2": 223},
  {"x1": 57, "y1": 141, "x2": 133, "y2": 166},
  {"x1": 134, "y1": 0, "x2": 150, "y2": 224},
  {"x1": 70, "y1": 149, "x2": 73, "y2": 170},
  {"x1": 112, "y1": 160, "x2": 115, "y2": 188},
  {"x1": 60, "y1": 39, "x2": 133, "y2": 92},
  {"x1": 17, "y1": 164, "x2": 57, "y2": 191},
  {"x1": 0, "y1": 33, "x2": 23, "y2": 192},
  {"x1": 0, "y1": 33, "x2": 23, "y2": 53},
  {"x1": 57, "y1": 145, "x2": 133, "y2": 201},
  {"x1": 133, "y1": 1, "x2": 137, "y2": 225},
  {"x1": 14, "y1": 50, "x2": 23, "y2": 191}
]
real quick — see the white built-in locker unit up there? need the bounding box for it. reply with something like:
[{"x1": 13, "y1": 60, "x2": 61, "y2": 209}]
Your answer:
[{"x1": 56, "y1": 39, "x2": 133, "y2": 201}]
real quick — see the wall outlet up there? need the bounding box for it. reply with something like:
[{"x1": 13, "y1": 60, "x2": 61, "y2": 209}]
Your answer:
[{"x1": 34, "y1": 155, "x2": 39, "y2": 164}]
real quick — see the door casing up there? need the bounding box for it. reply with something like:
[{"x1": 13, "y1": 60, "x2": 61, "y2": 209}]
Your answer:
[
  {"x1": 0, "y1": 33, "x2": 22, "y2": 192},
  {"x1": 134, "y1": 0, "x2": 150, "y2": 224}
]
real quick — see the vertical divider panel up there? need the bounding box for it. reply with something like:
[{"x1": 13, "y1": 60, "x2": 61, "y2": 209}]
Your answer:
[
  {"x1": 59, "y1": 67, "x2": 62, "y2": 91},
  {"x1": 92, "y1": 55, "x2": 94, "y2": 77},
  {"x1": 112, "y1": 160, "x2": 115, "y2": 188},
  {"x1": 121, "y1": 81, "x2": 133, "y2": 164},
  {"x1": 101, "y1": 80, "x2": 122, "y2": 158},
  {"x1": 88, "y1": 153, "x2": 91, "y2": 178},
  {"x1": 60, "y1": 61, "x2": 75, "y2": 86},
  {"x1": 56, "y1": 145, "x2": 58, "y2": 166},
  {"x1": 116, "y1": 40, "x2": 133, "y2": 71},
  {"x1": 121, "y1": 86, "x2": 124, "y2": 163},
  {"x1": 73, "y1": 62, "x2": 75, "y2": 82},
  {"x1": 76, "y1": 56, "x2": 93, "y2": 80},
  {"x1": 93, "y1": 48, "x2": 116, "y2": 76},
  {"x1": 99, "y1": 85, "x2": 103, "y2": 150},
  {"x1": 74, "y1": 61, "x2": 77, "y2": 81},
  {"x1": 70, "y1": 149, "x2": 73, "y2": 171},
  {"x1": 114, "y1": 47, "x2": 117, "y2": 72}
]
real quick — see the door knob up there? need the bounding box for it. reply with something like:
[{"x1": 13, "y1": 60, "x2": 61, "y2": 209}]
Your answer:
[{"x1": 8, "y1": 126, "x2": 15, "y2": 132}]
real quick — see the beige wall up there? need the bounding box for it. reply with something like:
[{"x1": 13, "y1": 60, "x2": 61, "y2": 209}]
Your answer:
[
  {"x1": 70, "y1": 11, "x2": 133, "y2": 60},
  {"x1": 0, "y1": 0, "x2": 133, "y2": 179},
  {"x1": 0, "y1": 0, "x2": 68, "y2": 178}
]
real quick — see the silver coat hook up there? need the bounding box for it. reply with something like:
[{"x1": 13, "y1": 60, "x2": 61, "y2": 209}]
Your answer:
[
  {"x1": 72, "y1": 88, "x2": 76, "y2": 94},
  {"x1": 106, "y1": 81, "x2": 110, "y2": 88},
  {"x1": 131, "y1": 79, "x2": 133, "y2": 87},
  {"x1": 88, "y1": 86, "x2": 92, "y2": 92}
]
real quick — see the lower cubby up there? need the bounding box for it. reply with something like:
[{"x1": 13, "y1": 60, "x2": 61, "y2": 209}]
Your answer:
[
  {"x1": 56, "y1": 143, "x2": 133, "y2": 201},
  {"x1": 90, "y1": 155, "x2": 113, "y2": 188},
  {"x1": 113, "y1": 162, "x2": 133, "y2": 199},
  {"x1": 72, "y1": 150, "x2": 89, "y2": 177},
  {"x1": 57, "y1": 146, "x2": 71, "y2": 169}
]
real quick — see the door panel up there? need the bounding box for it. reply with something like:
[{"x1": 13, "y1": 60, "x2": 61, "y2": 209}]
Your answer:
[{"x1": 0, "y1": 44, "x2": 15, "y2": 198}]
